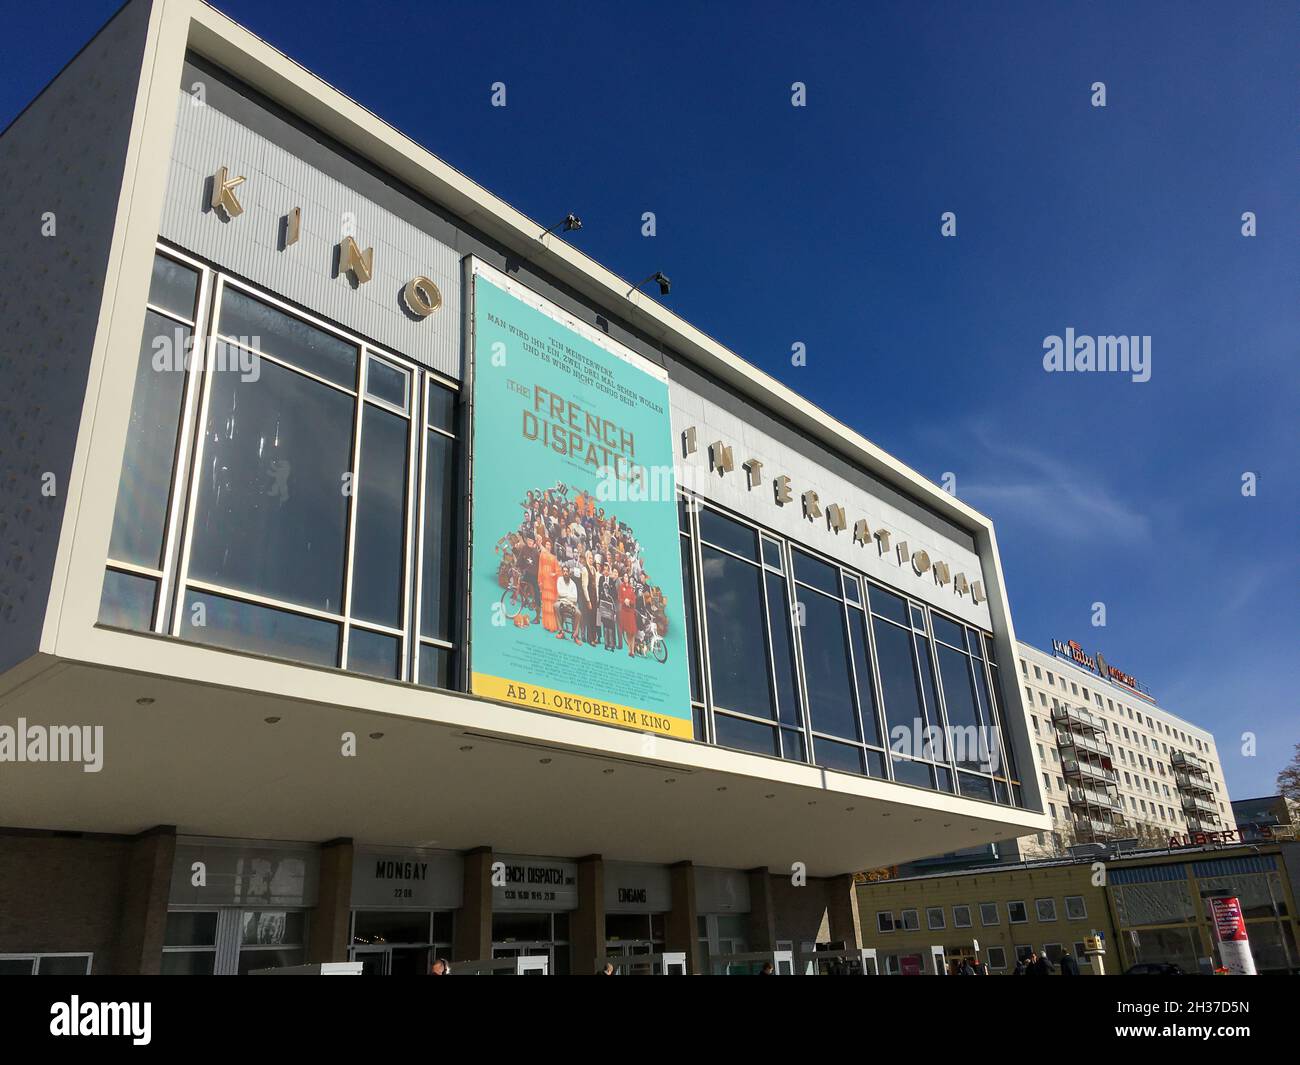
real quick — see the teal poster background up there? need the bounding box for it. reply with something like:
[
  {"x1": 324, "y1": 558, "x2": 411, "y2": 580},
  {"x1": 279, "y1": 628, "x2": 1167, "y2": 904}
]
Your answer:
[{"x1": 469, "y1": 270, "x2": 693, "y2": 738}]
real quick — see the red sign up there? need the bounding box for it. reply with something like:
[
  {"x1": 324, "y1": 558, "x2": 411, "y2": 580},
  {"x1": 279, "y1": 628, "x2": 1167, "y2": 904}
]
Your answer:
[{"x1": 1208, "y1": 897, "x2": 1247, "y2": 942}]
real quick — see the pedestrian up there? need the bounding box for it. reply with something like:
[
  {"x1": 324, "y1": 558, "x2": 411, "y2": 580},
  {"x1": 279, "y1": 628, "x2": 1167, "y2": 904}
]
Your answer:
[
  {"x1": 429, "y1": 957, "x2": 450, "y2": 976},
  {"x1": 1013, "y1": 954, "x2": 1028, "y2": 976},
  {"x1": 599, "y1": 962, "x2": 616, "y2": 975},
  {"x1": 759, "y1": 961, "x2": 775, "y2": 975},
  {"x1": 1031, "y1": 950, "x2": 1054, "y2": 976},
  {"x1": 1058, "y1": 950, "x2": 1079, "y2": 976}
]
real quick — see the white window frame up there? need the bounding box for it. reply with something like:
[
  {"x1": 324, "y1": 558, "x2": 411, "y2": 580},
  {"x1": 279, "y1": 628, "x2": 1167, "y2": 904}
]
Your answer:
[
  {"x1": 953, "y1": 904, "x2": 972, "y2": 929},
  {"x1": 979, "y1": 902, "x2": 1000, "y2": 926},
  {"x1": 1035, "y1": 898, "x2": 1057, "y2": 922},
  {"x1": 1064, "y1": 895, "x2": 1087, "y2": 921},
  {"x1": 925, "y1": 907, "x2": 946, "y2": 931},
  {"x1": 1007, "y1": 900, "x2": 1028, "y2": 925}
]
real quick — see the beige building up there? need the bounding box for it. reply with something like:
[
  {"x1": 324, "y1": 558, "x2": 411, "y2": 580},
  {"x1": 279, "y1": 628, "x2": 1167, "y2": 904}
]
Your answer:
[{"x1": 1015, "y1": 640, "x2": 1231, "y2": 858}]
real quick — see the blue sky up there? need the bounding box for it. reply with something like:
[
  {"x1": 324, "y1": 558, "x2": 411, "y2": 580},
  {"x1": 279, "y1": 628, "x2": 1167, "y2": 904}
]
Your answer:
[{"x1": 5, "y1": 0, "x2": 1295, "y2": 799}]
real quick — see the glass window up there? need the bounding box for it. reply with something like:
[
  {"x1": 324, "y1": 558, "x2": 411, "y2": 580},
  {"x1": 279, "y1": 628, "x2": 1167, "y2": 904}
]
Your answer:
[
  {"x1": 147, "y1": 252, "x2": 199, "y2": 318},
  {"x1": 417, "y1": 643, "x2": 451, "y2": 689},
  {"x1": 420, "y1": 430, "x2": 458, "y2": 644},
  {"x1": 348, "y1": 628, "x2": 400, "y2": 679},
  {"x1": 1035, "y1": 898, "x2": 1057, "y2": 922},
  {"x1": 189, "y1": 357, "x2": 353, "y2": 613},
  {"x1": 872, "y1": 616, "x2": 925, "y2": 736},
  {"x1": 1007, "y1": 901, "x2": 1028, "y2": 924},
  {"x1": 98, "y1": 569, "x2": 156, "y2": 631},
  {"x1": 108, "y1": 311, "x2": 190, "y2": 568},
  {"x1": 958, "y1": 772, "x2": 995, "y2": 802},
  {"x1": 815, "y1": 738, "x2": 864, "y2": 774},
  {"x1": 700, "y1": 546, "x2": 773, "y2": 719},
  {"x1": 953, "y1": 905, "x2": 972, "y2": 928},
  {"x1": 1064, "y1": 896, "x2": 1087, "y2": 921},
  {"x1": 798, "y1": 590, "x2": 858, "y2": 740},
  {"x1": 891, "y1": 755, "x2": 934, "y2": 789},
  {"x1": 366, "y1": 357, "x2": 409, "y2": 409},
  {"x1": 426, "y1": 381, "x2": 456, "y2": 433},
  {"x1": 713, "y1": 712, "x2": 778, "y2": 757},
  {"x1": 926, "y1": 907, "x2": 945, "y2": 930},
  {"x1": 792, "y1": 549, "x2": 839, "y2": 597},
  {"x1": 164, "y1": 911, "x2": 217, "y2": 946},
  {"x1": 698, "y1": 508, "x2": 758, "y2": 560},
  {"x1": 900, "y1": 909, "x2": 920, "y2": 931},
  {"x1": 979, "y1": 902, "x2": 999, "y2": 926},
  {"x1": 846, "y1": 608, "x2": 882, "y2": 747},
  {"x1": 680, "y1": 538, "x2": 702, "y2": 705},
  {"x1": 986, "y1": 946, "x2": 1006, "y2": 970},
  {"x1": 867, "y1": 583, "x2": 908, "y2": 626},
  {"x1": 877, "y1": 912, "x2": 895, "y2": 933},
  {"x1": 351, "y1": 404, "x2": 409, "y2": 627},
  {"x1": 930, "y1": 612, "x2": 965, "y2": 649},
  {"x1": 218, "y1": 286, "x2": 357, "y2": 388},
  {"x1": 352, "y1": 910, "x2": 432, "y2": 945},
  {"x1": 182, "y1": 589, "x2": 339, "y2": 667},
  {"x1": 765, "y1": 572, "x2": 802, "y2": 727},
  {"x1": 761, "y1": 537, "x2": 782, "y2": 569}
]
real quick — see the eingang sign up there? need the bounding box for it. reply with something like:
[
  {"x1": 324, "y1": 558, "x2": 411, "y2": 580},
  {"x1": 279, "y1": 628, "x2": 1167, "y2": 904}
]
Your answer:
[{"x1": 467, "y1": 262, "x2": 693, "y2": 739}]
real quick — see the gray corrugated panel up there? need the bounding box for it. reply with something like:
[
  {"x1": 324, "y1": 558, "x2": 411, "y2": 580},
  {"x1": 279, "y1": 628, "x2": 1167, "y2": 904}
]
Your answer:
[
  {"x1": 1109, "y1": 863, "x2": 1187, "y2": 884},
  {"x1": 159, "y1": 93, "x2": 462, "y2": 379}
]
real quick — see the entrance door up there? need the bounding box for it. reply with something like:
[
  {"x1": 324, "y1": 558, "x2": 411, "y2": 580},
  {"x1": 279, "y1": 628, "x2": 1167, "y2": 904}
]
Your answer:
[
  {"x1": 493, "y1": 942, "x2": 554, "y2": 975},
  {"x1": 604, "y1": 940, "x2": 659, "y2": 974}
]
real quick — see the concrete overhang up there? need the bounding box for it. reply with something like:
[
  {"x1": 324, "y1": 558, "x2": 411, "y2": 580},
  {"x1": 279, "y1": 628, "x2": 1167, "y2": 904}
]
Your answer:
[{"x1": 0, "y1": 647, "x2": 1046, "y2": 876}]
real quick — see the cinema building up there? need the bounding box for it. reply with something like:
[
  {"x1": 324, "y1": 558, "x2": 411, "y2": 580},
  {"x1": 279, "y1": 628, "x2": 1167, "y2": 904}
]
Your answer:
[{"x1": 0, "y1": 0, "x2": 1048, "y2": 975}]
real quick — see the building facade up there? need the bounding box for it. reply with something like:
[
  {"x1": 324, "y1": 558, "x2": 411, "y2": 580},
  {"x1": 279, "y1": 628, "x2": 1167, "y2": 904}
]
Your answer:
[
  {"x1": 857, "y1": 841, "x2": 1299, "y2": 975},
  {"x1": 0, "y1": 0, "x2": 1048, "y2": 974},
  {"x1": 1013, "y1": 639, "x2": 1232, "y2": 858}
]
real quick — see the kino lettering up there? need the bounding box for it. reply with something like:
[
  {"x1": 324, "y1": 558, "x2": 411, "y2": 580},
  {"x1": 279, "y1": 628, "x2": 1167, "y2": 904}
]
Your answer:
[{"x1": 204, "y1": 166, "x2": 443, "y2": 318}]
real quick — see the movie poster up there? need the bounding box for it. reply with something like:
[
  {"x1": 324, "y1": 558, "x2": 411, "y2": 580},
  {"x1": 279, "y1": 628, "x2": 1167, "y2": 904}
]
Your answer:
[{"x1": 468, "y1": 264, "x2": 692, "y2": 739}]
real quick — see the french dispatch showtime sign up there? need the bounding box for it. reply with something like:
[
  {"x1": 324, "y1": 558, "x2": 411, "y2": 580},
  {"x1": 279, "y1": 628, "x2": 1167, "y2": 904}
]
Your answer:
[{"x1": 468, "y1": 262, "x2": 692, "y2": 738}]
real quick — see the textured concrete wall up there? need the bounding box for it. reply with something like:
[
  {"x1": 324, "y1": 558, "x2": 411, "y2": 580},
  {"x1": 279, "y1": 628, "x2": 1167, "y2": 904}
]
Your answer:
[{"x1": 0, "y1": 1, "x2": 154, "y2": 672}]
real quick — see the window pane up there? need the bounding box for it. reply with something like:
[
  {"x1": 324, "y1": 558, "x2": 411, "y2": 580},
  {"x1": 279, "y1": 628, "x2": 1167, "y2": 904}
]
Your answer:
[
  {"x1": 418, "y1": 643, "x2": 452, "y2": 689},
  {"x1": 698, "y1": 508, "x2": 758, "y2": 559},
  {"x1": 165, "y1": 911, "x2": 217, "y2": 946},
  {"x1": 700, "y1": 546, "x2": 773, "y2": 718},
  {"x1": 930, "y1": 612, "x2": 965, "y2": 650},
  {"x1": 937, "y1": 644, "x2": 986, "y2": 770},
  {"x1": 420, "y1": 431, "x2": 457, "y2": 642},
  {"x1": 781, "y1": 728, "x2": 806, "y2": 763},
  {"x1": 366, "y1": 357, "x2": 408, "y2": 409},
  {"x1": 348, "y1": 628, "x2": 400, "y2": 679},
  {"x1": 816, "y1": 739, "x2": 865, "y2": 775},
  {"x1": 872, "y1": 616, "x2": 925, "y2": 736},
  {"x1": 868, "y1": 583, "x2": 908, "y2": 626},
  {"x1": 240, "y1": 911, "x2": 304, "y2": 945},
  {"x1": 792, "y1": 549, "x2": 839, "y2": 596},
  {"x1": 161, "y1": 952, "x2": 215, "y2": 975},
  {"x1": 680, "y1": 540, "x2": 701, "y2": 703},
  {"x1": 352, "y1": 404, "x2": 408, "y2": 627},
  {"x1": 148, "y1": 253, "x2": 198, "y2": 318},
  {"x1": 847, "y1": 608, "x2": 881, "y2": 746},
  {"x1": 914, "y1": 637, "x2": 944, "y2": 758},
  {"x1": 36, "y1": 955, "x2": 90, "y2": 975},
  {"x1": 189, "y1": 358, "x2": 353, "y2": 613},
  {"x1": 218, "y1": 287, "x2": 357, "y2": 388},
  {"x1": 182, "y1": 590, "x2": 339, "y2": 667},
  {"x1": 426, "y1": 381, "x2": 456, "y2": 432},
  {"x1": 910, "y1": 604, "x2": 926, "y2": 631},
  {"x1": 713, "y1": 713, "x2": 778, "y2": 757},
  {"x1": 958, "y1": 772, "x2": 995, "y2": 803},
  {"x1": 108, "y1": 311, "x2": 189, "y2": 567},
  {"x1": 798, "y1": 590, "x2": 858, "y2": 740},
  {"x1": 761, "y1": 538, "x2": 782, "y2": 569},
  {"x1": 98, "y1": 569, "x2": 156, "y2": 631},
  {"x1": 865, "y1": 749, "x2": 887, "y2": 777},
  {"x1": 765, "y1": 572, "x2": 802, "y2": 727},
  {"x1": 892, "y1": 755, "x2": 934, "y2": 789}
]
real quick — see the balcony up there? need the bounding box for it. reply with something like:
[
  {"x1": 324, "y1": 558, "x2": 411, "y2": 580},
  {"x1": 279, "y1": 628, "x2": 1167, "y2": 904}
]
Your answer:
[
  {"x1": 1174, "y1": 771, "x2": 1214, "y2": 797},
  {"x1": 1062, "y1": 757, "x2": 1119, "y2": 787},
  {"x1": 1057, "y1": 730, "x2": 1113, "y2": 761},
  {"x1": 1182, "y1": 794, "x2": 1218, "y2": 818},
  {"x1": 1073, "y1": 814, "x2": 1126, "y2": 843},
  {"x1": 1067, "y1": 784, "x2": 1123, "y2": 813},
  {"x1": 1171, "y1": 751, "x2": 1209, "y2": 777},
  {"x1": 1051, "y1": 704, "x2": 1106, "y2": 737}
]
